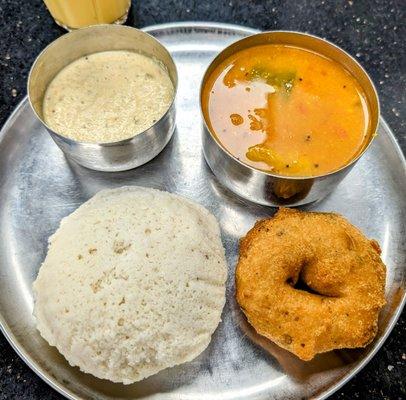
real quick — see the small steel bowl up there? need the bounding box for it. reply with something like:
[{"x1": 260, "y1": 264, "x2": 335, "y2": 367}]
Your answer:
[
  {"x1": 200, "y1": 31, "x2": 379, "y2": 206},
  {"x1": 28, "y1": 25, "x2": 177, "y2": 172}
]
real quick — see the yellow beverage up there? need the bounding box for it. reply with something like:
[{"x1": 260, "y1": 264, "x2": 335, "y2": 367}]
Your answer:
[{"x1": 43, "y1": 0, "x2": 131, "y2": 30}]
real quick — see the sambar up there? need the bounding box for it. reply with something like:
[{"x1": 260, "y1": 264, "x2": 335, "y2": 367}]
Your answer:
[{"x1": 202, "y1": 44, "x2": 371, "y2": 177}]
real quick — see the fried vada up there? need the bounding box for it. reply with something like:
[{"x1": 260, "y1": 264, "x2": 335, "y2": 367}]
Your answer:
[{"x1": 236, "y1": 208, "x2": 386, "y2": 361}]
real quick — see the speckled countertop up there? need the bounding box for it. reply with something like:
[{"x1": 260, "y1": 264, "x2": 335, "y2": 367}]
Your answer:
[{"x1": 0, "y1": 0, "x2": 404, "y2": 399}]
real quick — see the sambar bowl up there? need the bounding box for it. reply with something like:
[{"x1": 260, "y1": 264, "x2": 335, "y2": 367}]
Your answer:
[
  {"x1": 28, "y1": 25, "x2": 178, "y2": 172},
  {"x1": 200, "y1": 31, "x2": 379, "y2": 206}
]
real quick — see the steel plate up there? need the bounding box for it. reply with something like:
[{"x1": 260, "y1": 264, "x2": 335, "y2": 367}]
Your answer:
[{"x1": 0, "y1": 22, "x2": 405, "y2": 400}]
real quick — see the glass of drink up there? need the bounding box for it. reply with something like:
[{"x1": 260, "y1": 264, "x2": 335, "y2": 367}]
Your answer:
[{"x1": 43, "y1": 0, "x2": 131, "y2": 31}]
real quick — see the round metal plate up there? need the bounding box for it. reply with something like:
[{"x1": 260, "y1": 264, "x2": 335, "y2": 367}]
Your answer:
[{"x1": 0, "y1": 22, "x2": 405, "y2": 400}]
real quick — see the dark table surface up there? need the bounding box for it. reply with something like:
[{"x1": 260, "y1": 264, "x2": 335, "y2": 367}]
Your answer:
[{"x1": 0, "y1": 0, "x2": 404, "y2": 399}]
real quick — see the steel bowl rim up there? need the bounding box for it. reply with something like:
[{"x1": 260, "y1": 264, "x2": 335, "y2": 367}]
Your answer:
[
  {"x1": 200, "y1": 29, "x2": 380, "y2": 181},
  {"x1": 27, "y1": 24, "x2": 178, "y2": 147}
]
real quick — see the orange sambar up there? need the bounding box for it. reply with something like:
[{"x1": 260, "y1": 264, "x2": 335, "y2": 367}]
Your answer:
[{"x1": 202, "y1": 44, "x2": 371, "y2": 177}]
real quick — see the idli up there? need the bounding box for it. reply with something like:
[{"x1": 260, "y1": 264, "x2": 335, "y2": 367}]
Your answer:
[{"x1": 33, "y1": 186, "x2": 227, "y2": 384}]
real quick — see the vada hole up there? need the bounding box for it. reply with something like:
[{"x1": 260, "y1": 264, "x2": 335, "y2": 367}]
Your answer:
[{"x1": 287, "y1": 274, "x2": 322, "y2": 296}]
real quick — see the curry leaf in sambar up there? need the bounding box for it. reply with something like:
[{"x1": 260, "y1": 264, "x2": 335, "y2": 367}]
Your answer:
[{"x1": 249, "y1": 66, "x2": 296, "y2": 93}]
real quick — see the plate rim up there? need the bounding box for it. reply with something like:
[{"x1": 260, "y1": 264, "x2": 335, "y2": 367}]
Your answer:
[{"x1": 0, "y1": 21, "x2": 405, "y2": 400}]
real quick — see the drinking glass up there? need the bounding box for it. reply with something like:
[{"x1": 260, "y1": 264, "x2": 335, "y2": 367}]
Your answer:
[{"x1": 43, "y1": 0, "x2": 131, "y2": 31}]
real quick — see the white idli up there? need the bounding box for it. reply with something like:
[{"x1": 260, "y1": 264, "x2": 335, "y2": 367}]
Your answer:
[{"x1": 33, "y1": 187, "x2": 227, "y2": 384}]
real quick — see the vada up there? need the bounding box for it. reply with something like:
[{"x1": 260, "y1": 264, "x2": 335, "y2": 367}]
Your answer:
[{"x1": 236, "y1": 208, "x2": 386, "y2": 361}]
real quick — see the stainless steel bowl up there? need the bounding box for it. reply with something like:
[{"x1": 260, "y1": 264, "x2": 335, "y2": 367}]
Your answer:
[
  {"x1": 28, "y1": 25, "x2": 178, "y2": 172},
  {"x1": 200, "y1": 31, "x2": 379, "y2": 206}
]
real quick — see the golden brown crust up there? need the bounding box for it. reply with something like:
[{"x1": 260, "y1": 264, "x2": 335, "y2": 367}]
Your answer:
[{"x1": 236, "y1": 208, "x2": 386, "y2": 361}]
